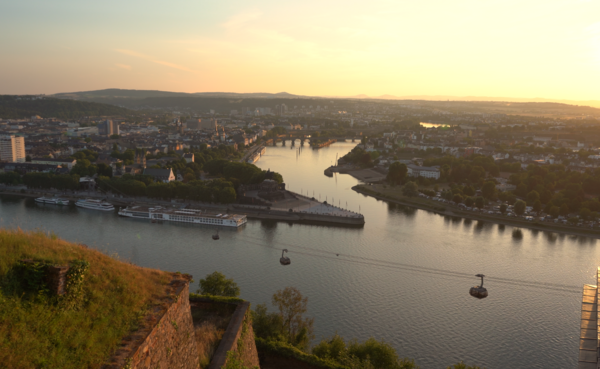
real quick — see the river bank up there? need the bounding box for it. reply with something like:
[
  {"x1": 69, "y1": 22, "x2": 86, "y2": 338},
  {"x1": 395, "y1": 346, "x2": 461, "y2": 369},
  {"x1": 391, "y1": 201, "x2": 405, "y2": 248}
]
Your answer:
[{"x1": 353, "y1": 184, "x2": 600, "y2": 240}]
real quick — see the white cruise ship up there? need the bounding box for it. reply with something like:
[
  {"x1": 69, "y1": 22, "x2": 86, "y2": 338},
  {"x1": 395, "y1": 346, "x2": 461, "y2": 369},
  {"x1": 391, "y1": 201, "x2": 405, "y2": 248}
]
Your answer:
[
  {"x1": 75, "y1": 199, "x2": 115, "y2": 211},
  {"x1": 35, "y1": 197, "x2": 70, "y2": 206},
  {"x1": 118, "y1": 205, "x2": 247, "y2": 227}
]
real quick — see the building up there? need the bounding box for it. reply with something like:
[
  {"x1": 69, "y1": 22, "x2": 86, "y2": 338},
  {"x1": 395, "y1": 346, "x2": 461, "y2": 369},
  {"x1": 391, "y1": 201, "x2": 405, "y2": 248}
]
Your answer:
[
  {"x1": 406, "y1": 164, "x2": 440, "y2": 179},
  {"x1": 0, "y1": 135, "x2": 26, "y2": 163},
  {"x1": 97, "y1": 120, "x2": 119, "y2": 136},
  {"x1": 183, "y1": 153, "x2": 194, "y2": 163},
  {"x1": 66, "y1": 127, "x2": 99, "y2": 137},
  {"x1": 186, "y1": 118, "x2": 216, "y2": 131},
  {"x1": 31, "y1": 158, "x2": 77, "y2": 169},
  {"x1": 143, "y1": 168, "x2": 175, "y2": 183},
  {"x1": 0, "y1": 162, "x2": 60, "y2": 174}
]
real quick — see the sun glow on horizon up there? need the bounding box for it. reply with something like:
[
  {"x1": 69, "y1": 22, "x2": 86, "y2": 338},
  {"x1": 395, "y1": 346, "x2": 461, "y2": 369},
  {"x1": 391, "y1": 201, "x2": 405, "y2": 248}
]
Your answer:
[{"x1": 1, "y1": 0, "x2": 600, "y2": 101}]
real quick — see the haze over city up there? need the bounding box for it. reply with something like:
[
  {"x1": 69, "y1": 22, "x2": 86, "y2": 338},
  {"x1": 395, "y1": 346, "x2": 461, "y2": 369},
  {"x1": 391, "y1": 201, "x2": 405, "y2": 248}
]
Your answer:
[{"x1": 2, "y1": 0, "x2": 600, "y2": 101}]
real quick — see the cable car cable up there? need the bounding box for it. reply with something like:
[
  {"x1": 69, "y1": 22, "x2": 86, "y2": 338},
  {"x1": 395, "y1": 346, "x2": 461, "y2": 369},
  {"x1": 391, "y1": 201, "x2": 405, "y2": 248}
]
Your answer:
[{"x1": 241, "y1": 237, "x2": 582, "y2": 294}]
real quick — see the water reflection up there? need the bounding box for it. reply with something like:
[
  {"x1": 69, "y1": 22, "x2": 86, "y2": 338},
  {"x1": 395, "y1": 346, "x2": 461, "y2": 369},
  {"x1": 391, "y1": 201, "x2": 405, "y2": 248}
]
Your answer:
[
  {"x1": 512, "y1": 228, "x2": 523, "y2": 241},
  {"x1": 474, "y1": 220, "x2": 492, "y2": 234},
  {"x1": 0, "y1": 195, "x2": 24, "y2": 204},
  {"x1": 401, "y1": 206, "x2": 417, "y2": 217}
]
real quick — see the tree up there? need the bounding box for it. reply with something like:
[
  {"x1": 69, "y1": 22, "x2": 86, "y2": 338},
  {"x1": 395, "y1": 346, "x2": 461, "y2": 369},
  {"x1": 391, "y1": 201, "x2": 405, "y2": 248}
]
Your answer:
[
  {"x1": 532, "y1": 200, "x2": 542, "y2": 213},
  {"x1": 312, "y1": 334, "x2": 418, "y2": 369},
  {"x1": 500, "y1": 203, "x2": 507, "y2": 214},
  {"x1": 387, "y1": 162, "x2": 407, "y2": 185},
  {"x1": 514, "y1": 200, "x2": 526, "y2": 216},
  {"x1": 560, "y1": 203, "x2": 570, "y2": 216},
  {"x1": 474, "y1": 196, "x2": 485, "y2": 209},
  {"x1": 183, "y1": 173, "x2": 195, "y2": 182},
  {"x1": 197, "y1": 271, "x2": 240, "y2": 297},
  {"x1": 25, "y1": 155, "x2": 31, "y2": 162},
  {"x1": 348, "y1": 338, "x2": 418, "y2": 369},
  {"x1": 526, "y1": 190, "x2": 540, "y2": 205},
  {"x1": 463, "y1": 186, "x2": 475, "y2": 197},
  {"x1": 97, "y1": 163, "x2": 112, "y2": 178},
  {"x1": 84, "y1": 137, "x2": 91, "y2": 143},
  {"x1": 464, "y1": 197, "x2": 474, "y2": 207},
  {"x1": 252, "y1": 303, "x2": 285, "y2": 342},
  {"x1": 272, "y1": 287, "x2": 315, "y2": 350},
  {"x1": 580, "y1": 208, "x2": 592, "y2": 221},
  {"x1": 549, "y1": 206, "x2": 560, "y2": 218},
  {"x1": 452, "y1": 194, "x2": 463, "y2": 204},
  {"x1": 481, "y1": 181, "x2": 496, "y2": 199},
  {"x1": 402, "y1": 181, "x2": 418, "y2": 197}
]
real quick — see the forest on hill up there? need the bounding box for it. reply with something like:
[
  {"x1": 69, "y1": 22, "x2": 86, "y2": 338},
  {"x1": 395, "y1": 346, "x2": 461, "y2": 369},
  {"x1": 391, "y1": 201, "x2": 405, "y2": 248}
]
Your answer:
[{"x1": 0, "y1": 96, "x2": 132, "y2": 119}]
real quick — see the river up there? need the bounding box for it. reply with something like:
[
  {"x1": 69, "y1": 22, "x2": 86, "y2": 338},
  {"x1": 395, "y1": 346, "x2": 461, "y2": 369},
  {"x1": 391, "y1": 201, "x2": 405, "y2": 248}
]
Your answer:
[{"x1": 0, "y1": 141, "x2": 594, "y2": 368}]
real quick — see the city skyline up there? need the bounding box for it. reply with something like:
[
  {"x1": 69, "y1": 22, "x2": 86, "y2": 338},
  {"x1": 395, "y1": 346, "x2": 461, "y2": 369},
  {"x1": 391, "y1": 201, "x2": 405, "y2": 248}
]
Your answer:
[{"x1": 1, "y1": 0, "x2": 600, "y2": 101}]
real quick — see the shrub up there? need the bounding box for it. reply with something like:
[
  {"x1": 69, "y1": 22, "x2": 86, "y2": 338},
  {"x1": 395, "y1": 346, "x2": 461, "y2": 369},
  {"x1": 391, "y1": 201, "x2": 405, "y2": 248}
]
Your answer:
[{"x1": 198, "y1": 271, "x2": 240, "y2": 297}]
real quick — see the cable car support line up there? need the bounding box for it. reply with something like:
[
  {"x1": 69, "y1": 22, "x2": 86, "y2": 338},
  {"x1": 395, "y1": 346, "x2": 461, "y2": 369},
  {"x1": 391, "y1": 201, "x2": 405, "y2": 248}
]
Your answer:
[{"x1": 241, "y1": 236, "x2": 581, "y2": 294}]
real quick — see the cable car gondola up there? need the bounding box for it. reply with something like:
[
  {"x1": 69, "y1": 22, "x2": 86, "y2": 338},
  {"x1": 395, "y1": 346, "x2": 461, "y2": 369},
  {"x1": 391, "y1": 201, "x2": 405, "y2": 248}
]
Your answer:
[
  {"x1": 212, "y1": 229, "x2": 220, "y2": 240},
  {"x1": 469, "y1": 274, "x2": 488, "y2": 299},
  {"x1": 280, "y1": 249, "x2": 290, "y2": 265}
]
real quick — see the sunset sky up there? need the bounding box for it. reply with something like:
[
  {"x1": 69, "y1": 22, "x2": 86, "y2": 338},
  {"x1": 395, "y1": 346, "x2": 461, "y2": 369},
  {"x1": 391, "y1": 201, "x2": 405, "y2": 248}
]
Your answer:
[{"x1": 1, "y1": 0, "x2": 600, "y2": 100}]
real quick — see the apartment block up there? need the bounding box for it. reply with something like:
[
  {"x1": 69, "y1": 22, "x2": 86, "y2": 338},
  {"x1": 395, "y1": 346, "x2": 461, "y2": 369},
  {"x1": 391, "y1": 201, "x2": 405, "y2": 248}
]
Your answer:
[{"x1": 0, "y1": 135, "x2": 26, "y2": 163}]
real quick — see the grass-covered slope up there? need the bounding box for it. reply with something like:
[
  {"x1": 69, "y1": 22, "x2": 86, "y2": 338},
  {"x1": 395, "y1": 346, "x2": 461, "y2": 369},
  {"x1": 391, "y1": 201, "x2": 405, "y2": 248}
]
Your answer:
[
  {"x1": 0, "y1": 229, "x2": 170, "y2": 368},
  {"x1": 0, "y1": 95, "x2": 132, "y2": 119}
]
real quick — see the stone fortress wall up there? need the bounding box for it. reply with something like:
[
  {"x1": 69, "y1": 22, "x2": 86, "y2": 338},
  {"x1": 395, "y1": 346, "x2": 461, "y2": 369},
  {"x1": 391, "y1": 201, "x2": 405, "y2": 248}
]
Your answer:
[{"x1": 103, "y1": 276, "x2": 200, "y2": 369}]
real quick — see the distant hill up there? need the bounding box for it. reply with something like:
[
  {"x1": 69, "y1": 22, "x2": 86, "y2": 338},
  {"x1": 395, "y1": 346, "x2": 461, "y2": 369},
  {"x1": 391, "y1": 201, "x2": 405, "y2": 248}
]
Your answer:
[
  {"x1": 50, "y1": 88, "x2": 600, "y2": 116},
  {"x1": 79, "y1": 96, "x2": 337, "y2": 113},
  {"x1": 52, "y1": 88, "x2": 308, "y2": 101},
  {"x1": 0, "y1": 95, "x2": 132, "y2": 120}
]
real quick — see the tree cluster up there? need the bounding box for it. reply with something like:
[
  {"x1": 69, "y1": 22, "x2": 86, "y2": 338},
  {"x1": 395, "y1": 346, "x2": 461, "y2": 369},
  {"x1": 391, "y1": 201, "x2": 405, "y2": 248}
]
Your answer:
[
  {"x1": 341, "y1": 146, "x2": 376, "y2": 168},
  {"x1": 97, "y1": 176, "x2": 237, "y2": 203},
  {"x1": 23, "y1": 173, "x2": 80, "y2": 190},
  {"x1": 0, "y1": 171, "x2": 23, "y2": 185},
  {"x1": 204, "y1": 160, "x2": 283, "y2": 184}
]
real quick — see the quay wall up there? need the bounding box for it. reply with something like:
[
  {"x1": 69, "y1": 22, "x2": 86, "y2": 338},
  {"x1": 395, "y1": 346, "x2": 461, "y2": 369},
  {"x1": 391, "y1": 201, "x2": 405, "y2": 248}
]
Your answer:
[{"x1": 232, "y1": 206, "x2": 365, "y2": 226}]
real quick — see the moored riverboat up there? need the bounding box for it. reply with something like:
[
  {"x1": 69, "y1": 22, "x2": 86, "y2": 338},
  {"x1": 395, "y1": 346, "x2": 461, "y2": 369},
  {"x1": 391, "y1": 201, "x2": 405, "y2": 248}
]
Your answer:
[
  {"x1": 75, "y1": 199, "x2": 115, "y2": 211},
  {"x1": 118, "y1": 205, "x2": 247, "y2": 227},
  {"x1": 35, "y1": 197, "x2": 70, "y2": 206}
]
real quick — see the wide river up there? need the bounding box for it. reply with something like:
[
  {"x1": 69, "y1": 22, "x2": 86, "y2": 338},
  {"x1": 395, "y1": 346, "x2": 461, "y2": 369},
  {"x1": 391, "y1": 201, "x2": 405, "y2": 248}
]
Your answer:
[{"x1": 0, "y1": 141, "x2": 596, "y2": 368}]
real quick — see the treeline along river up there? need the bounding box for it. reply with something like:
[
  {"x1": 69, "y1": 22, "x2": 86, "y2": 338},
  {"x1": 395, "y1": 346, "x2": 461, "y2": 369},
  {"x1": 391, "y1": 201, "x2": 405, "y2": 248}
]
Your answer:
[{"x1": 0, "y1": 141, "x2": 596, "y2": 368}]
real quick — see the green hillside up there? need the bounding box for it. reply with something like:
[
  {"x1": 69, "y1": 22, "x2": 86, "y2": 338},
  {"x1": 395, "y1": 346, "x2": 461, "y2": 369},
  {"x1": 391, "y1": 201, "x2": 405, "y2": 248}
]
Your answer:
[
  {"x1": 0, "y1": 229, "x2": 171, "y2": 368},
  {"x1": 0, "y1": 95, "x2": 132, "y2": 119}
]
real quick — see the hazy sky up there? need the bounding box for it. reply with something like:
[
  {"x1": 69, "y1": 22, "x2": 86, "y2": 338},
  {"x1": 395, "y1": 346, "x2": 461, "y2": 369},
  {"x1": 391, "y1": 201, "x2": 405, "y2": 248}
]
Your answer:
[{"x1": 1, "y1": 0, "x2": 600, "y2": 100}]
